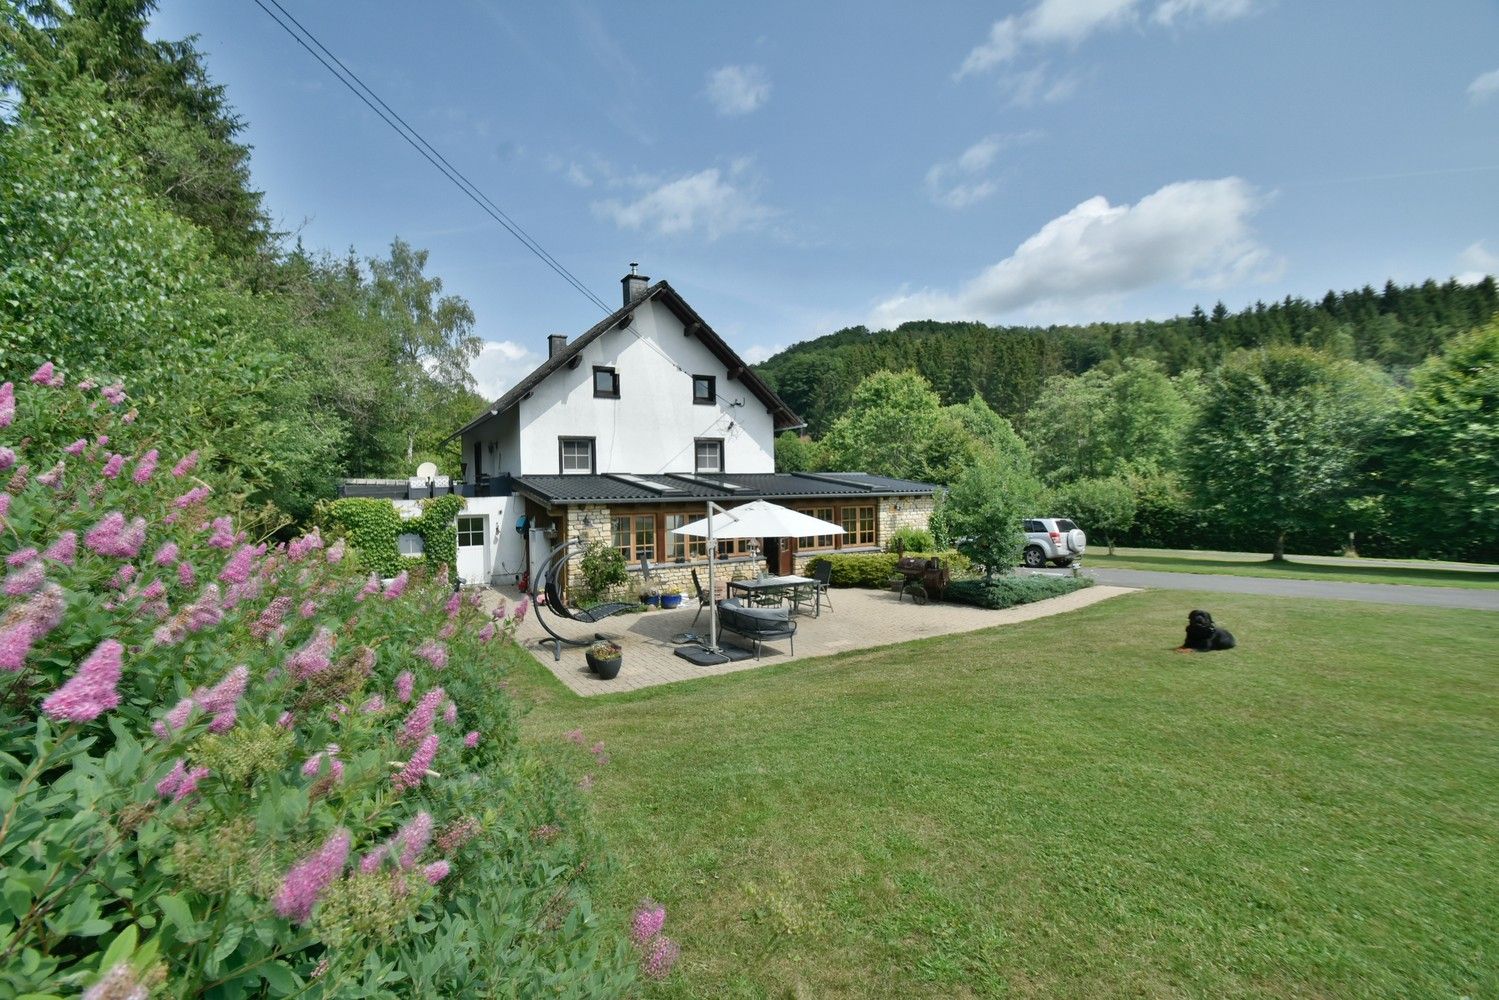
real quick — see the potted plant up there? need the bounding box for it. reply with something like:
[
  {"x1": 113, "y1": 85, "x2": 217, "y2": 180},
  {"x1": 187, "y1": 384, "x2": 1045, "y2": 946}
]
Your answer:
[
  {"x1": 659, "y1": 585, "x2": 683, "y2": 610},
  {"x1": 641, "y1": 586, "x2": 660, "y2": 608},
  {"x1": 586, "y1": 639, "x2": 622, "y2": 679}
]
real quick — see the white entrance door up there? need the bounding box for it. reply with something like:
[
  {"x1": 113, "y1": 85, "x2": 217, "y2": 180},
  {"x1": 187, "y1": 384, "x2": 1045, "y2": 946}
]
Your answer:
[{"x1": 455, "y1": 515, "x2": 487, "y2": 585}]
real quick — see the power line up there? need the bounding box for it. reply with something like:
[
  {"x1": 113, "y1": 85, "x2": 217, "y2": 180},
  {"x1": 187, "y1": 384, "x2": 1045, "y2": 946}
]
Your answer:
[{"x1": 249, "y1": 0, "x2": 612, "y2": 314}]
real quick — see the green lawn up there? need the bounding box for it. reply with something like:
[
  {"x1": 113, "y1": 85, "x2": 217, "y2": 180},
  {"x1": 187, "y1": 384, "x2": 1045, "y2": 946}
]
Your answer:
[
  {"x1": 1085, "y1": 550, "x2": 1499, "y2": 589},
  {"x1": 511, "y1": 591, "x2": 1499, "y2": 998}
]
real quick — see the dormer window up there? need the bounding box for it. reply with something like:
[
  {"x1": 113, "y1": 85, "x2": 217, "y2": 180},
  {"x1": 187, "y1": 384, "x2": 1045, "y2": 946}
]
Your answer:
[
  {"x1": 694, "y1": 438, "x2": 724, "y2": 474},
  {"x1": 593, "y1": 366, "x2": 620, "y2": 398},
  {"x1": 692, "y1": 374, "x2": 716, "y2": 405}
]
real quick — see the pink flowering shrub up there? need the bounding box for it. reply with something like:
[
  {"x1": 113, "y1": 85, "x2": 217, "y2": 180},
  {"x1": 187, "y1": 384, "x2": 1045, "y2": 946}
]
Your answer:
[{"x1": 0, "y1": 373, "x2": 636, "y2": 997}]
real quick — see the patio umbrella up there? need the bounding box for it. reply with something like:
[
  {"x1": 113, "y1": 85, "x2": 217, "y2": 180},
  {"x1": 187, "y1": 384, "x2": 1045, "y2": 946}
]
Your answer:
[{"x1": 672, "y1": 500, "x2": 844, "y2": 656}]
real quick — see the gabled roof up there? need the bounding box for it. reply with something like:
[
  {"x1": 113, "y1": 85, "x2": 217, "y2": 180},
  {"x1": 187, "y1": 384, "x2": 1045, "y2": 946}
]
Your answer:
[
  {"x1": 447, "y1": 281, "x2": 804, "y2": 442},
  {"x1": 511, "y1": 471, "x2": 936, "y2": 506}
]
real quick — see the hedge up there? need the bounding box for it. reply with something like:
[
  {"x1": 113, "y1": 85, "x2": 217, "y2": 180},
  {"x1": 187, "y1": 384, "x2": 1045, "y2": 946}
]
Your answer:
[
  {"x1": 944, "y1": 574, "x2": 1094, "y2": 609},
  {"x1": 314, "y1": 494, "x2": 465, "y2": 582},
  {"x1": 805, "y1": 550, "x2": 970, "y2": 588}
]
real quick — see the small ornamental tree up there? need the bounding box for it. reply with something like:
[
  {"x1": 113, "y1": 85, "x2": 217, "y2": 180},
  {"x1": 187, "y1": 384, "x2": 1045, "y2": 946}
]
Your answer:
[
  {"x1": 931, "y1": 460, "x2": 1040, "y2": 579},
  {"x1": 0, "y1": 367, "x2": 636, "y2": 997}
]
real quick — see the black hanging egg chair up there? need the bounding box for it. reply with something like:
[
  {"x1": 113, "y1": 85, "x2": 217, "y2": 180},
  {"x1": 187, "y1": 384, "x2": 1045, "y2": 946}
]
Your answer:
[{"x1": 529, "y1": 538, "x2": 637, "y2": 661}]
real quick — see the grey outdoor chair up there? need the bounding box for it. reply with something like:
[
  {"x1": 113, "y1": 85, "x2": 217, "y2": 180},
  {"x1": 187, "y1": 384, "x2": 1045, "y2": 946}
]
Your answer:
[{"x1": 810, "y1": 560, "x2": 833, "y2": 612}]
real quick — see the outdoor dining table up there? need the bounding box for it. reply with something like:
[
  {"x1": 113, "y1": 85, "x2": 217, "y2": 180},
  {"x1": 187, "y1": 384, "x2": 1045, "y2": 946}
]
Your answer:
[{"x1": 727, "y1": 574, "x2": 822, "y2": 617}]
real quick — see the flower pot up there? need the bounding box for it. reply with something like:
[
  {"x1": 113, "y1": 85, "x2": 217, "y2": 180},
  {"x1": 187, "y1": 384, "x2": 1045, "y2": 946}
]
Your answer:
[
  {"x1": 660, "y1": 594, "x2": 683, "y2": 610},
  {"x1": 586, "y1": 650, "x2": 622, "y2": 679},
  {"x1": 642, "y1": 594, "x2": 660, "y2": 607}
]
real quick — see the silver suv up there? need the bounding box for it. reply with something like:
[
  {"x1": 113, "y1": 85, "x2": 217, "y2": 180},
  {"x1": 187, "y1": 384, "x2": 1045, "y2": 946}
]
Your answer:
[{"x1": 1022, "y1": 518, "x2": 1087, "y2": 568}]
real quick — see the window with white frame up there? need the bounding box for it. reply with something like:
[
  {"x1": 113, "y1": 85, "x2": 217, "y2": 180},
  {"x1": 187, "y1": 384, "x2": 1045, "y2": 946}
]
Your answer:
[
  {"x1": 559, "y1": 437, "x2": 594, "y2": 474},
  {"x1": 396, "y1": 533, "x2": 424, "y2": 557},
  {"x1": 694, "y1": 438, "x2": 723, "y2": 474}
]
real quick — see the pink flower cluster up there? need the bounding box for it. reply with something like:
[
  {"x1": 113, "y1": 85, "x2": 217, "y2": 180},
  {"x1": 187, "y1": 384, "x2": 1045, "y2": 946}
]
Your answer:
[
  {"x1": 0, "y1": 382, "x2": 13, "y2": 427},
  {"x1": 207, "y1": 517, "x2": 235, "y2": 549},
  {"x1": 393, "y1": 734, "x2": 439, "y2": 792},
  {"x1": 273, "y1": 828, "x2": 351, "y2": 923},
  {"x1": 0, "y1": 583, "x2": 66, "y2": 672},
  {"x1": 172, "y1": 450, "x2": 199, "y2": 477},
  {"x1": 382, "y1": 571, "x2": 409, "y2": 601},
  {"x1": 40, "y1": 639, "x2": 124, "y2": 723},
  {"x1": 30, "y1": 362, "x2": 64, "y2": 388},
  {"x1": 399, "y1": 687, "x2": 447, "y2": 747},
  {"x1": 287, "y1": 626, "x2": 336, "y2": 679},
  {"x1": 302, "y1": 745, "x2": 345, "y2": 784},
  {"x1": 151, "y1": 662, "x2": 247, "y2": 739},
  {"x1": 218, "y1": 544, "x2": 258, "y2": 584},
  {"x1": 415, "y1": 639, "x2": 448, "y2": 670},
  {"x1": 630, "y1": 900, "x2": 680, "y2": 980},
  {"x1": 286, "y1": 529, "x2": 324, "y2": 563},
  {"x1": 249, "y1": 595, "x2": 294, "y2": 640},
  {"x1": 133, "y1": 449, "x2": 158, "y2": 484},
  {"x1": 156, "y1": 758, "x2": 211, "y2": 802},
  {"x1": 84, "y1": 512, "x2": 146, "y2": 558}
]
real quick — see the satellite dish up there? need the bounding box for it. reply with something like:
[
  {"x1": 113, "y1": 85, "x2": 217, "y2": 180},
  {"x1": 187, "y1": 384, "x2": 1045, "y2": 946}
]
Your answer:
[{"x1": 415, "y1": 462, "x2": 438, "y2": 479}]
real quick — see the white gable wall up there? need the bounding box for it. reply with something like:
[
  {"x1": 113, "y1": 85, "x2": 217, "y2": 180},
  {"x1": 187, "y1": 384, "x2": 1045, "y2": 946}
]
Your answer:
[{"x1": 505, "y1": 297, "x2": 776, "y2": 475}]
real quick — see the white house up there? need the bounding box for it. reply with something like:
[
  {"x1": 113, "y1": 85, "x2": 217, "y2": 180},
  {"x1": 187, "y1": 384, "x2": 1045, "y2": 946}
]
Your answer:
[{"x1": 343, "y1": 269, "x2": 936, "y2": 591}]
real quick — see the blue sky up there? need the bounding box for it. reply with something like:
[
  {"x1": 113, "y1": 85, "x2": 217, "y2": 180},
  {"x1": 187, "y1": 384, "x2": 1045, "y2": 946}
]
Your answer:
[{"x1": 150, "y1": 1, "x2": 1499, "y2": 399}]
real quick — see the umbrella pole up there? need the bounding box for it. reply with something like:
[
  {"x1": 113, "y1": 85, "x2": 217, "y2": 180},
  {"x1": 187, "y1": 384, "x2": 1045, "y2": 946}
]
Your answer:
[{"x1": 707, "y1": 500, "x2": 720, "y2": 652}]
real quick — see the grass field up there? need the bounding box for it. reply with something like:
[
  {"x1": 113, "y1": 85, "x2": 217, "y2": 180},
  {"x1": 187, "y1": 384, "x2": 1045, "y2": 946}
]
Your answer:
[
  {"x1": 1084, "y1": 550, "x2": 1499, "y2": 589},
  {"x1": 511, "y1": 590, "x2": 1499, "y2": 998}
]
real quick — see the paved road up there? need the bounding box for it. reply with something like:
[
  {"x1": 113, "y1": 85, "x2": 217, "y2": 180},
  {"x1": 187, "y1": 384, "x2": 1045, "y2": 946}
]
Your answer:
[
  {"x1": 1107, "y1": 546, "x2": 1499, "y2": 573},
  {"x1": 1055, "y1": 567, "x2": 1499, "y2": 612}
]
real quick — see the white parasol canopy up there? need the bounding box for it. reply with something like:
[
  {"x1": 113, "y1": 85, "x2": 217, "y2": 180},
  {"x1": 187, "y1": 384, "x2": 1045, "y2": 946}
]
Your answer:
[
  {"x1": 671, "y1": 499, "x2": 845, "y2": 540},
  {"x1": 669, "y1": 500, "x2": 843, "y2": 662}
]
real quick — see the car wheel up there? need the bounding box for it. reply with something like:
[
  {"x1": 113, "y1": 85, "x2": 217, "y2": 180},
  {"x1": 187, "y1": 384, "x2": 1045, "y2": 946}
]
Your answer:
[{"x1": 1023, "y1": 546, "x2": 1046, "y2": 569}]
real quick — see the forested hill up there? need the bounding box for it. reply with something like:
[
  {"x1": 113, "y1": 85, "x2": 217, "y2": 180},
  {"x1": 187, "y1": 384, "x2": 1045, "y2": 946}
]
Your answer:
[{"x1": 754, "y1": 278, "x2": 1498, "y2": 434}]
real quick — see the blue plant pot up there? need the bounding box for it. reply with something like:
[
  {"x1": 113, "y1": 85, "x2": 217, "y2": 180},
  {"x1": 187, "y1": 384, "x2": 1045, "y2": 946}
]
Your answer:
[
  {"x1": 660, "y1": 594, "x2": 683, "y2": 610},
  {"x1": 643, "y1": 594, "x2": 660, "y2": 607}
]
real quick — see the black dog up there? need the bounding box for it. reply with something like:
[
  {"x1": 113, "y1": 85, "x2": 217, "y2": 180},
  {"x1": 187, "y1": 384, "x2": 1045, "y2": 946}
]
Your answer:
[{"x1": 1178, "y1": 609, "x2": 1236, "y2": 652}]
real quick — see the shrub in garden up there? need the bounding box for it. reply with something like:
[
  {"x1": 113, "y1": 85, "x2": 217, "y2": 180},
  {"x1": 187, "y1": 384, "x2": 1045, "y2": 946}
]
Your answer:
[
  {"x1": 886, "y1": 526, "x2": 935, "y2": 553},
  {"x1": 944, "y1": 575, "x2": 1094, "y2": 610},
  {"x1": 0, "y1": 369, "x2": 635, "y2": 997},
  {"x1": 806, "y1": 550, "x2": 969, "y2": 588}
]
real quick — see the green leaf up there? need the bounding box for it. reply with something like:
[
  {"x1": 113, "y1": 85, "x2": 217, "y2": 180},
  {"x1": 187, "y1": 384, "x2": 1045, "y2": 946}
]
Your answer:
[
  {"x1": 260, "y1": 960, "x2": 297, "y2": 994},
  {"x1": 97, "y1": 924, "x2": 137, "y2": 971}
]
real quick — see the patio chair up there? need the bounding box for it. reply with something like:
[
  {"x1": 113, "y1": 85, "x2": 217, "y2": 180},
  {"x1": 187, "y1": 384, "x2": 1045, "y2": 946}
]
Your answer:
[
  {"x1": 691, "y1": 568, "x2": 712, "y2": 626},
  {"x1": 810, "y1": 560, "x2": 833, "y2": 613}
]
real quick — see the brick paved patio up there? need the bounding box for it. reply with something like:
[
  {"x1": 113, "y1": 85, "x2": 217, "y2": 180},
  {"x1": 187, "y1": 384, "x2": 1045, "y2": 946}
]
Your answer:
[{"x1": 486, "y1": 584, "x2": 1136, "y2": 696}]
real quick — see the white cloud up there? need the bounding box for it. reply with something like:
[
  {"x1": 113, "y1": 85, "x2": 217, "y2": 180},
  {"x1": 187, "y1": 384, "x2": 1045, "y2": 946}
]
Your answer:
[
  {"x1": 1468, "y1": 68, "x2": 1499, "y2": 103},
  {"x1": 1456, "y1": 240, "x2": 1499, "y2": 285},
  {"x1": 871, "y1": 177, "x2": 1277, "y2": 327},
  {"x1": 742, "y1": 343, "x2": 787, "y2": 365},
  {"x1": 592, "y1": 160, "x2": 775, "y2": 240},
  {"x1": 925, "y1": 132, "x2": 1040, "y2": 209},
  {"x1": 706, "y1": 65, "x2": 771, "y2": 115},
  {"x1": 956, "y1": 0, "x2": 1257, "y2": 78},
  {"x1": 470, "y1": 339, "x2": 544, "y2": 400},
  {"x1": 1002, "y1": 63, "x2": 1083, "y2": 106},
  {"x1": 1152, "y1": 0, "x2": 1256, "y2": 26}
]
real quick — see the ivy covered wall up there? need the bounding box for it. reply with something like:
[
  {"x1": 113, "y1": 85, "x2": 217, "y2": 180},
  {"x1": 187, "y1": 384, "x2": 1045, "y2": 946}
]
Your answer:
[{"x1": 315, "y1": 495, "x2": 466, "y2": 580}]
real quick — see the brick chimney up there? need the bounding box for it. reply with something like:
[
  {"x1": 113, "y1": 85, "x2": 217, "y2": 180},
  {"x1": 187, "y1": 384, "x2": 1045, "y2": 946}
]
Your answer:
[
  {"x1": 547, "y1": 334, "x2": 568, "y2": 358},
  {"x1": 621, "y1": 262, "x2": 649, "y2": 307}
]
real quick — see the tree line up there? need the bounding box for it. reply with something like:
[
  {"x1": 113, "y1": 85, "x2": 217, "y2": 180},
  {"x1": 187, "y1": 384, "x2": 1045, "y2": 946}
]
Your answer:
[
  {"x1": 774, "y1": 325, "x2": 1498, "y2": 562},
  {"x1": 757, "y1": 280, "x2": 1497, "y2": 437},
  {"x1": 0, "y1": 0, "x2": 483, "y2": 522}
]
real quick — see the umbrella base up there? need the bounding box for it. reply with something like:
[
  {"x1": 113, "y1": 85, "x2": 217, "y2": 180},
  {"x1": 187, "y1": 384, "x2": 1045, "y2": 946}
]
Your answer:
[{"x1": 673, "y1": 644, "x2": 755, "y2": 666}]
